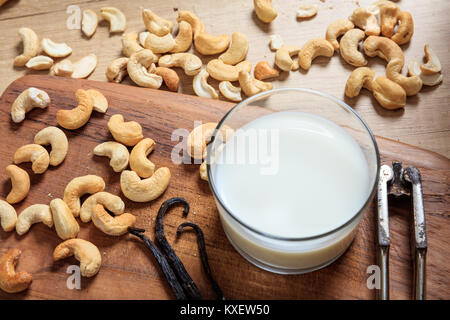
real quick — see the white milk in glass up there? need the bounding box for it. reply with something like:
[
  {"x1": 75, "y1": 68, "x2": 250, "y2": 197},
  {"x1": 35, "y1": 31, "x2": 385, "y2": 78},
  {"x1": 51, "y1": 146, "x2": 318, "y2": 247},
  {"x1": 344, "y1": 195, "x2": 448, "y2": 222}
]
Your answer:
[{"x1": 210, "y1": 111, "x2": 372, "y2": 272}]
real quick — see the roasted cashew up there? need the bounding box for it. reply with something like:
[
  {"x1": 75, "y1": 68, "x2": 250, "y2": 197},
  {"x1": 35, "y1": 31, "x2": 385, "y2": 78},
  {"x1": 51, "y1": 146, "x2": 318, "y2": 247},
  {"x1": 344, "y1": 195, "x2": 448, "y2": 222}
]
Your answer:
[
  {"x1": 14, "y1": 144, "x2": 49, "y2": 174},
  {"x1": 86, "y1": 89, "x2": 108, "y2": 113},
  {"x1": 107, "y1": 114, "x2": 143, "y2": 146},
  {"x1": 154, "y1": 67, "x2": 179, "y2": 92},
  {"x1": 16, "y1": 204, "x2": 52, "y2": 236},
  {"x1": 421, "y1": 44, "x2": 441, "y2": 75},
  {"x1": 379, "y1": 1, "x2": 399, "y2": 38},
  {"x1": 92, "y1": 204, "x2": 135, "y2": 236},
  {"x1": 41, "y1": 38, "x2": 72, "y2": 58},
  {"x1": 408, "y1": 60, "x2": 443, "y2": 87},
  {"x1": 340, "y1": 29, "x2": 367, "y2": 67},
  {"x1": 106, "y1": 57, "x2": 129, "y2": 83},
  {"x1": 219, "y1": 32, "x2": 249, "y2": 65},
  {"x1": 206, "y1": 59, "x2": 252, "y2": 81},
  {"x1": 254, "y1": 61, "x2": 279, "y2": 80},
  {"x1": 100, "y1": 7, "x2": 126, "y2": 33},
  {"x1": 129, "y1": 138, "x2": 156, "y2": 178},
  {"x1": 93, "y1": 141, "x2": 129, "y2": 173},
  {"x1": 170, "y1": 21, "x2": 193, "y2": 53},
  {"x1": 71, "y1": 54, "x2": 97, "y2": 79},
  {"x1": 14, "y1": 27, "x2": 39, "y2": 67},
  {"x1": 187, "y1": 122, "x2": 234, "y2": 160},
  {"x1": 56, "y1": 89, "x2": 94, "y2": 130},
  {"x1": 53, "y1": 239, "x2": 101, "y2": 277},
  {"x1": 25, "y1": 56, "x2": 54, "y2": 70},
  {"x1": 199, "y1": 161, "x2": 208, "y2": 181},
  {"x1": 219, "y1": 81, "x2": 242, "y2": 102},
  {"x1": 144, "y1": 33, "x2": 176, "y2": 54},
  {"x1": 63, "y1": 175, "x2": 105, "y2": 217},
  {"x1": 0, "y1": 200, "x2": 17, "y2": 232},
  {"x1": 10, "y1": 87, "x2": 50, "y2": 123},
  {"x1": 254, "y1": 0, "x2": 277, "y2": 23},
  {"x1": 297, "y1": 5, "x2": 318, "y2": 19},
  {"x1": 177, "y1": 10, "x2": 205, "y2": 38},
  {"x1": 34, "y1": 126, "x2": 68, "y2": 166},
  {"x1": 372, "y1": 76, "x2": 406, "y2": 110},
  {"x1": 122, "y1": 32, "x2": 144, "y2": 57},
  {"x1": 127, "y1": 49, "x2": 162, "y2": 89},
  {"x1": 239, "y1": 70, "x2": 273, "y2": 97},
  {"x1": 80, "y1": 192, "x2": 125, "y2": 223},
  {"x1": 193, "y1": 68, "x2": 218, "y2": 99},
  {"x1": 386, "y1": 58, "x2": 422, "y2": 96},
  {"x1": 391, "y1": 11, "x2": 414, "y2": 45},
  {"x1": 0, "y1": 249, "x2": 32, "y2": 293},
  {"x1": 5, "y1": 165, "x2": 30, "y2": 204},
  {"x1": 269, "y1": 34, "x2": 283, "y2": 51},
  {"x1": 49, "y1": 59, "x2": 73, "y2": 77},
  {"x1": 120, "y1": 168, "x2": 171, "y2": 202},
  {"x1": 142, "y1": 9, "x2": 174, "y2": 36},
  {"x1": 326, "y1": 19, "x2": 354, "y2": 51},
  {"x1": 275, "y1": 45, "x2": 300, "y2": 71},
  {"x1": 194, "y1": 32, "x2": 231, "y2": 55},
  {"x1": 50, "y1": 198, "x2": 79, "y2": 240},
  {"x1": 363, "y1": 36, "x2": 404, "y2": 63},
  {"x1": 158, "y1": 53, "x2": 202, "y2": 76},
  {"x1": 349, "y1": 8, "x2": 380, "y2": 36},
  {"x1": 81, "y1": 9, "x2": 98, "y2": 38},
  {"x1": 298, "y1": 39, "x2": 334, "y2": 70},
  {"x1": 345, "y1": 67, "x2": 376, "y2": 98}
]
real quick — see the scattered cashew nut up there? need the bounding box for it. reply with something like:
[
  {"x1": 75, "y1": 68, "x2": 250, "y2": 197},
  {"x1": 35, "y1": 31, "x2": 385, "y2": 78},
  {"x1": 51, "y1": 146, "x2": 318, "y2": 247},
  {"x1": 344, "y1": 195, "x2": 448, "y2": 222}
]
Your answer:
[
  {"x1": 254, "y1": 0, "x2": 278, "y2": 23},
  {"x1": 326, "y1": 19, "x2": 355, "y2": 51},
  {"x1": 194, "y1": 32, "x2": 231, "y2": 55},
  {"x1": 92, "y1": 204, "x2": 135, "y2": 236},
  {"x1": 63, "y1": 175, "x2": 105, "y2": 217},
  {"x1": 349, "y1": 8, "x2": 380, "y2": 36},
  {"x1": 408, "y1": 60, "x2": 443, "y2": 87},
  {"x1": 71, "y1": 54, "x2": 97, "y2": 79},
  {"x1": 239, "y1": 70, "x2": 273, "y2": 97},
  {"x1": 199, "y1": 161, "x2": 208, "y2": 181},
  {"x1": 14, "y1": 27, "x2": 39, "y2": 67},
  {"x1": 145, "y1": 33, "x2": 176, "y2": 54},
  {"x1": 82, "y1": 9, "x2": 98, "y2": 38},
  {"x1": 122, "y1": 32, "x2": 144, "y2": 57},
  {"x1": 142, "y1": 9, "x2": 174, "y2": 36},
  {"x1": 177, "y1": 10, "x2": 205, "y2": 38},
  {"x1": 10, "y1": 87, "x2": 50, "y2": 123},
  {"x1": 129, "y1": 138, "x2": 156, "y2": 178},
  {"x1": 254, "y1": 61, "x2": 279, "y2": 80},
  {"x1": 421, "y1": 44, "x2": 441, "y2": 75},
  {"x1": 127, "y1": 49, "x2": 162, "y2": 88},
  {"x1": 16, "y1": 204, "x2": 53, "y2": 236},
  {"x1": 14, "y1": 144, "x2": 50, "y2": 174},
  {"x1": 219, "y1": 32, "x2": 249, "y2": 65},
  {"x1": 34, "y1": 126, "x2": 68, "y2": 166},
  {"x1": 269, "y1": 34, "x2": 283, "y2": 51},
  {"x1": 80, "y1": 192, "x2": 125, "y2": 223},
  {"x1": 41, "y1": 38, "x2": 72, "y2": 58},
  {"x1": 298, "y1": 38, "x2": 334, "y2": 70},
  {"x1": 56, "y1": 89, "x2": 94, "y2": 130},
  {"x1": 49, "y1": 59, "x2": 73, "y2": 77},
  {"x1": 391, "y1": 11, "x2": 414, "y2": 45},
  {"x1": 0, "y1": 200, "x2": 17, "y2": 232},
  {"x1": 386, "y1": 58, "x2": 422, "y2": 96},
  {"x1": 50, "y1": 198, "x2": 79, "y2": 240},
  {"x1": 100, "y1": 7, "x2": 126, "y2": 33},
  {"x1": 187, "y1": 122, "x2": 234, "y2": 160},
  {"x1": 107, "y1": 114, "x2": 144, "y2": 146},
  {"x1": 170, "y1": 21, "x2": 193, "y2": 53},
  {"x1": 363, "y1": 36, "x2": 404, "y2": 64},
  {"x1": 158, "y1": 53, "x2": 202, "y2": 76},
  {"x1": 297, "y1": 5, "x2": 318, "y2": 19},
  {"x1": 86, "y1": 89, "x2": 108, "y2": 113},
  {"x1": 206, "y1": 59, "x2": 252, "y2": 81},
  {"x1": 345, "y1": 67, "x2": 376, "y2": 98},
  {"x1": 120, "y1": 168, "x2": 171, "y2": 202},
  {"x1": 379, "y1": 1, "x2": 400, "y2": 38},
  {"x1": 94, "y1": 141, "x2": 129, "y2": 173},
  {"x1": 275, "y1": 45, "x2": 300, "y2": 71},
  {"x1": 25, "y1": 55, "x2": 53, "y2": 70},
  {"x1": 5, "y1": 165, "x2": 30, "y2": 204},
  {"x1": 53, "y1": 239, "x2": 101, "y2": 277},
  {"x1": 193, "y1": 68, "x2": 219, "y2": 99},
  {"x1": 106, "y1": 57, "x2": 129, "y2": 83},
  {"x1": 340, "y1": 29, "x2": 367, "y2": 67},
  {"x1": 372, "y1": 76, "x2": 406, "y2": 110},
  {"x1": 154, "y1": 67, "x2": 179, "y2": 92},
  {"x1": 219, "y1": 81, "x2": 242, "y2": 102},
  {"x1": 0, "y1": 249, "x2": 32, "y2": 293}
]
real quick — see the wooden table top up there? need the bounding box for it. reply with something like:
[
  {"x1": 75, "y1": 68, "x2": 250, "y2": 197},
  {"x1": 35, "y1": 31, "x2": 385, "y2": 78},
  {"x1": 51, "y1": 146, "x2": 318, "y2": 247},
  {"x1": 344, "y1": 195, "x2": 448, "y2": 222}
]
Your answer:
[{"x1": 0, "y1": 0, "x2": 449, "y2": 159}]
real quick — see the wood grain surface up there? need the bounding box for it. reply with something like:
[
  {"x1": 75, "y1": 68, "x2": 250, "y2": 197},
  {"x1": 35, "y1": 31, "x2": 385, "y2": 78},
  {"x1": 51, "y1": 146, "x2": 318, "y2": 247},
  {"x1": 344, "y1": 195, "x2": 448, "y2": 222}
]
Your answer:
[
  {"x1": 0, "y1": 0, "x2": 449, "y2": 158},
  {"x1": 0, "y1": 75, "x2": 448, "y2": 300}
]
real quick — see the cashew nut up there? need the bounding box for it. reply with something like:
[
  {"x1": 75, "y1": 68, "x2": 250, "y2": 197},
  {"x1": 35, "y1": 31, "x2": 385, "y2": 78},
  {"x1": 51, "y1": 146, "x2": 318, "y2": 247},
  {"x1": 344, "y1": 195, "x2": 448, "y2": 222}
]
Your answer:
[
  {"x1": 254, "y1": 0, "x2": 277, "y2": 23},
  {"x1": 5, "y1": 165, "x2": 30, "y2": 204},
  {"x1": 0, "y1": 200, "x2": 17, "y2": 232},
  {"x1": 219, "y1": 81, "x2": 242, "y2": 102},
  {"x1": 297, "y1": 5, "x2": 318, "y2": 19},
  {"x1": 193, "y1": 68, "x2": 219, "y2": 99},
  {"x1": 142, "y1": 9, "x2": 174, "y2": 37},
  {"x1": 86, "y1": 89, "x2": 108, "y2": 113},
  {"x1": 11, "y1": 87, "x2": 50, "y2": 123},
  {"x1": 107, "y1": 114, "x2": 143, "y2": 146},
  {"x1": 269, "y1": 34, "x2": 283, "y2": 51},
  {"x1": 25, "y1": 55, "x2": 54, "y2": 70},
  {"x1": 187, "y1": 122, "x2": 234, "y2": 160},
  {"x1": 345, "y1": 67, "x2": 376, "y2": 98},
  {"x1": 379, "y1": 1, "x2": 399, "y2": 38},
  {"x1": 14, "y1": 27, "x2": 39, "y2": 67},
  {"x1": 254, "y1": 61, "x2": 279, "y2": 80},
  {"x1": 194, "y1": 32, "x2": 231, "y2": 55},
  {"x1": 56, "y1": 89, "x2": 94, "y2": 130},
  {"x1": 128, "y1": 138, "x2": 155, "y2": 178},
  {"x1": 14, "y1": 144, "x2": 50, "y2": 174},
  {"x1": 154, "y1": 67, "x2": 179, "y2": 92},
  {"x1": 326, "y1": 19, "x2": 355, "y2": 51},
  {"x1": 421, "y1": 44, "x2": 441, "y2": 75},
  {"x1": 386, "y1": 58, "x2": 422, "y2": 96},
  {"x1": 50, "y1": 198, "x2": 79, "y2": 240},
  {"x1": 0, "y1": 249, "x2": 32, "y2": 293},
  {"x1": 372, "y1": 76, "x2": 406, "y2": 110},
  {"x1": 122, "y1": 32, "x2": 144, "y2": 57},
  {"x1": 349, "y1": 8, "x2": 380, "y2": 36},
  {"x1": 63, "y1": 175, "x2": 105, "y2": 217},
  {"x1": 363, "y1": 36, "x2": 404, "y2": 63},
  {"x1": 53, "y1": 239, "x2": 101, "y2": 277},
  {"x1": 100, "y1": 7, "x2": 126, "y2": 33},
  {"x1": 177, "y1": 10, "x2": 205, "y2": 38},
  {"x1": 80, "y1": 192, "x2": 125, "y2": 223},
  {"x1": 16, "y1": 204, "x2": 53, "y2": 236},
  {"x1": 275, "y1": 45, "x2": 301, "y2": 71},
  {"x1": 106, "y1": 57, "x2": 128, "y2": 83},
  {"x1": 82, "y1": 9, "x2": 98, "y2": 38},
  {"x1": 298, "y1": 39, "x2": 334, "y2": 70},
  {"x1": 391, "y1": 11, "x2": 414, "y2": 45},
  {"x1": 71, "y1": 54, "x2": 97, "y2": 79},
  {"x1": 239, "y1": 70, "x2": 273, "y2": 97},
  {"x1": 206, "y1": 59, "x2": 252, "y2": 81},
  {"x1": 340, "y1": 29, "x2": 367, "y2": 67},
  {"x1": 219, "y1": 32, "x2": 249, "y2": 65},
  {"x1": 120, "y1": 168, "x2": 171, "y2": 202},
  {"x1": 41, "y1": 38, "x2": 72, "y2": 58},
  {"x1": 49, "y1": 59, "x2": 73, "y2": 77},
  {"x1": 93, "y1": 141, "x2": 129, "y2": 173},
  {"x1": 92, "y1": 204, "x2": 135, "y2": 236},
  {"x1": 158, "y1": 53, "x2": 202, "y2": 76},
  {"x1": 199, "y1": 161, "x2": 208, "y2": 181},
  {"x1": 127, "y1": 49, "x2": 162, "y2": 89},
  {"x1": 170, "y1": 21, "x2": 193, "y2": 53},
  {"x1": 34, "y1": 126, "x2": 68, "y2": 166},
  {"x1": 144, "y1": 33, "x2": 176, "y2": 55},
  {"x1": 407, "y1": 60, "x2": 443, "y2": 87}
]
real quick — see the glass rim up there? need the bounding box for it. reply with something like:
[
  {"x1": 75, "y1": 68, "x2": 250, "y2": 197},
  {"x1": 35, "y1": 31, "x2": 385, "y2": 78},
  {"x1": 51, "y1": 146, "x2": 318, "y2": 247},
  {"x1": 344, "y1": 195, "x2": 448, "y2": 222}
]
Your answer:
[{"x1": 206, "y1": 87, "x2": 380, "y2": 242}]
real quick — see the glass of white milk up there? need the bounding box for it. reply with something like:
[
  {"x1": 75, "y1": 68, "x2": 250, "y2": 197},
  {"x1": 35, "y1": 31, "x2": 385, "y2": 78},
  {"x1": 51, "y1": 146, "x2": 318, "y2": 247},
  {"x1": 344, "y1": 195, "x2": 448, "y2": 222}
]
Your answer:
[{"x1": 206, "y1": 88, "x2": 379, "y2": 274}]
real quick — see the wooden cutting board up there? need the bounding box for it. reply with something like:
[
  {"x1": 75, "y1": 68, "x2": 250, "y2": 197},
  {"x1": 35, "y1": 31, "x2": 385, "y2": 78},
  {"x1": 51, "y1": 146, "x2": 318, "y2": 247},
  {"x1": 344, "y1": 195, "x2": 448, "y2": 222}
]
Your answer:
[{"x1": 0, "y1": 75, "x2": 448, "y2": 300}]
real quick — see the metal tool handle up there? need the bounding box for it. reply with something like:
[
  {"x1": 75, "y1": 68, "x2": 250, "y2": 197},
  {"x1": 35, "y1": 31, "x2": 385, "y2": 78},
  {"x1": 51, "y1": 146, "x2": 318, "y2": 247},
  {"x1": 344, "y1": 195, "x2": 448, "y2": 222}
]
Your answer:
[{"x1": 377, "y1": 246, "x2": 390, "y2": 300}]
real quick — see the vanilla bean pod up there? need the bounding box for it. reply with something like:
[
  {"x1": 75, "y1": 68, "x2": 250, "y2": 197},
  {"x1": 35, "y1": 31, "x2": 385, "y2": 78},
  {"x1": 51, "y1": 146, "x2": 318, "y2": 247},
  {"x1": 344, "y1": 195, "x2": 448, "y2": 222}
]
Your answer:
[
  {"x1": 128, "y1": 227, "x2": 187, "y2": 300},
  {"x1": 155, "y1": 197, "x2": 202, "y2": 300},
  {"x1": 177, "y1": 222, "x2": 224, "y2": 300}
]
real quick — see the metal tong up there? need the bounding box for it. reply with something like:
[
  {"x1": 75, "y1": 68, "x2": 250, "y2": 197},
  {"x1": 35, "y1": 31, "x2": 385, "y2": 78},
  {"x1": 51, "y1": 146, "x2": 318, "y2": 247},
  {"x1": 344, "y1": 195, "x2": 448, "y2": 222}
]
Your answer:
[{"x1": 377, "y1": 161, "x2": 427, "y2": 300}]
